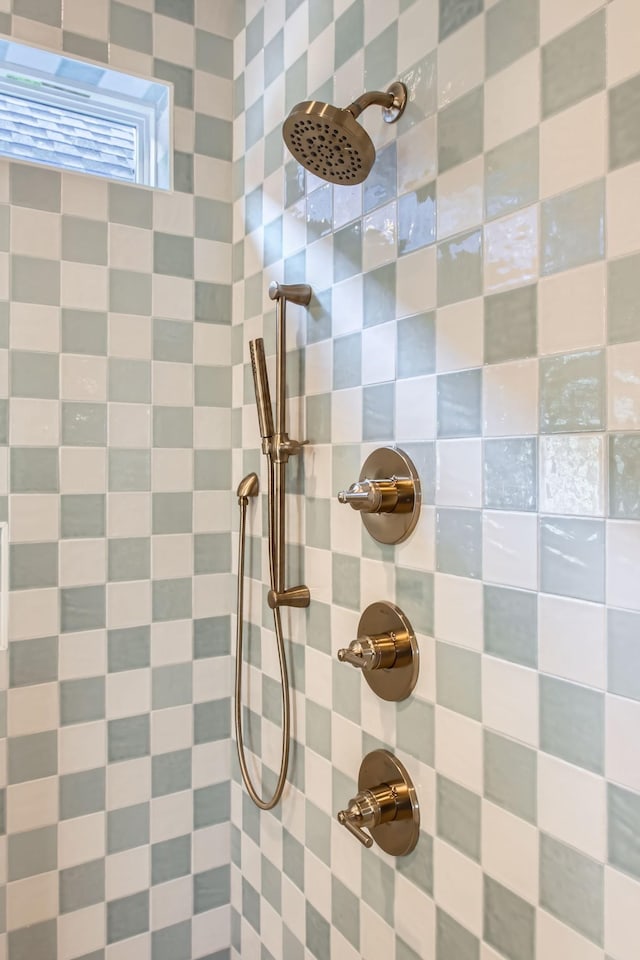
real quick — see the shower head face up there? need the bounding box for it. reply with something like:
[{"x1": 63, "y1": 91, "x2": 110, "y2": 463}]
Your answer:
[{"x1": 282, "y1": 100, "x2": 375, "y2": 185}]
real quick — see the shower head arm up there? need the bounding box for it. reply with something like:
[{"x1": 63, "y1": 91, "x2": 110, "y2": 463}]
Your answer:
[{"x1": 346, "y1": 82, "x2": 408, "y2": 123}]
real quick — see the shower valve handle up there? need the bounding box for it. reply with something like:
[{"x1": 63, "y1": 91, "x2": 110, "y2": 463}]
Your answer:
[
  {"x1": 337, "y1": 776, "x2": 415, "y2": 851},
  {"x1": 338, "y1": 631, "x2": 411, "y2": 672},
  {"x1": 337, "y1": 476, "x2": 414, "y2": 514}
]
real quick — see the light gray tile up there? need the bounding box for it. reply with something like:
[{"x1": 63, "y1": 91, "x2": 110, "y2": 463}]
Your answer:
[
  {"x1": 153, "y1": 59, "x2": 193, "y2": 110},
  {"x1": 608, "y1": 608, "x2": 640, "y2": 701},
  {"x1": 484, "y1": 729, "x2": 537, "y2": 824},
  {"x1": 332, "y1": 553, "x2": 360, "y2": 610},
  {"x1": 436, "y1": 508, "x2": 482, "y2": 580},
  {"x1": 610, "y1": 433, "x2": 640, "y2": 519},
  {"x1": 193, "y1": 615, "x2": 230, "y2": 659},
  {"x1": 107, "y1": 890, "x2": 149, "y2": 944},
  {"x1": 194, "y1": 782, "x2": 230, "y2": 830},
  {"x1": 363, "y1": 382, "x2": 395, "y2": 441},
  {"x1": 60, "y1": 677, "x2": 105, "y2": 725},
  {"x1": 610, "y1": 73, "x2": 640, "y2": 170},
  {"x1": 437, "y1": 908, "x2": 479, "y2": 960},
  {"x1": 484, "y1": 283, "x2": 537, "y2": 363},
  {"x1": 437, "y1": 229, "x2": 483, "y2": 306},
  {"x1": 195, "y1": 114, "x2": 233, "y2": 161},
  {"x1": 194, "y1": 698, "x2": 230, "y2": 744},
  {"x1": 397, "y1": 696, "x2": 435, "y2": 765},
  {"x1": 540, "y1": 350, "x2": 605, "y2": 433},
  {"x1": 109, "y1": 269, "x2": 152, "y2": 316},
  {"x1": 153, "y1": 407, "x2": 193, "y2": 448},
  {"x1": 540, "y1": 516, "x2": 605, "y2": 603},
  {"x1": 608, "y1": 252, "x2": 640, "y2": 345},
  {"x1": 152, "y1": 578, "x2": 192, "y2": 622},
  {"x1": 10, "y1": 542, "x2": 58, "y2": 590},
  {"x1": 11, "y1": 351, "x2": 59, "y2": 399},
  {"x1": 108, "y1": 537, "x2": 150, "y2": 582},
  {"x1": 484, "y1": 438, "x2": 537, "y2": 512},
  {"x1": 609, "y1": 782, "x2": 640, "y2": 882},
  {"x1": 107, "y1": 802, "x2": 149, "y2": 853},
  {"x1": 436, "y1": 640, "x2": 481, "y2": 720},
  {"x1": 398, "y1": 183, "x2": 437, "y2": 255},
  {"x1": 11, "y1": 448, "x2": 58, "y2": 493},
  {"x1": 364, "y1": 142, "x2": 397, "y2": 214},
  {"x1": 484, "y1": 585, "x2": 537, "y2": 667},
  {"x1": 363, "y1": 262, "x2": 396, "y2": 328},
  {"x1": 108, "y1": 449, "x2": 150, "y2": 492},
  {"x1": 152, "y1": 492, "x2": 192, "y2": 535},
  {"x1": 397, "y1": 313, "x2": 436, "y2": 379},
  {"x1": 152, "y1": 663, "x2": 192, "y2": 710},
  {"x1": 10, "y1": 163, "x2": 60, "y2": 211},
  {"x1": 8, "y1": 920, "x2": 57, "y2": 960},
  {"x1": 334, "y1": 0, "x2": 363, "y2": 70},
  {"x1": 333, "y1": 221, "x2": 362, "y2": 283},
  {"x1": 439, "y1": 0, "x2": 483, "y2": 41},
  {"x1": 59, "y1": 767, "x2": 105, "y2": 820},
  {"x1": 8, "y1": 730, "x2": 57, "y2": 784},
  {"x1": 110, "y1": 2, "x2": 152, "y2": 54},
  {"x1": 437, "y1": 775, "x2": 481, "y2": 861},
  {"x1": 62, "y1": 309, "x2": 107, "y2": 356},
  {"x1": 396, "y1": 566, "x2": 434, "y2": 635},
  {"x1": 484, "y1": 875, "x2": 535, "y2": 960},
  {"x1": 108, "y1": 714, "x2": 150, "y2": 763},
  {"x1": 152, "y1": 748, "x2": 191, "y2": 797},
  {"x1": 8, "y1": 824, "x2": 57, "y2": 880},
  {"x1": 152, "y1": 921, "x2": 191, "y2": 960},
  {"x1": 10, "y1": 635, "x2": 58, "y2": 688},
  {"x1": 438, "y1": 86, "x2": 483, "y2": 173},
  {"x1": 195, "y1": 365, "x2": 231, "y2": 406},
  {"x1": 542, "y1": 11, "x2": 605, "y2": 118},
  {"x1": 540, "y1": 832, "x2": 603, "y2": 945},
  {"x1": 60, "y1": 858, "x2": 104, "y2": 913},
  {"x1": 62, "y1": 216, "x2": 107, "y2": 265},
  {"x1": 60, "y1": 585, "x2": 105, "y2": 633},
  {"x1": 62, "y1": 402, "x2": 107, "y2": 446},
  {"x1": 152, "y1": 834, "x2": 191, "y2": 885},
  {"x1": 541, "y1": 180, "x2": 604, "y2": 275},
  {"x1": 108, "y1": 183, "x2": 152, "y2": 229},
  {"x1": 109, "y1": 359, "x2": 150, "y2": 403},
  {"x1": 438, "y1": 369, "x2": 482, "y2": 438},
  {"x1": 332, "y1": 875, "x2": 360, "y2": 951},
  {"x1": 153, "y1": 232, "x2": 193, "y2": 279},
  {"x1": 196, "y1": 30, "x2": 232, "y2": 78},
  {"x1": 540, "y1": 674, "x2": 604, "y2": 774}
]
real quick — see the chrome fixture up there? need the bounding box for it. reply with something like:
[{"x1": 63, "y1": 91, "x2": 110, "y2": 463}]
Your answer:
[
  {"x1": 234, "y1": 280, "x2": 312, "y2": 811},
  {"x1": 338, "y1": 601, "x2": 418, "y2": 701},
  {"x1": 337, "y1": 446, "x2": 421, "y2": 544},
  {"x1": 337, "y1": 750, "x2": 420, "y2": 856},
  {"x1": 282, "y1": 81, "x2": 408, "y2": 185}
]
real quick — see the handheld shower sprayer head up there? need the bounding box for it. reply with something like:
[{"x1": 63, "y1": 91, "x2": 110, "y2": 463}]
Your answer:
[
  {"x1": 236, "y1": 472, "x2": 259, "y2": 502},
  {"x1": 249, "y1": 338, "x2": 274, "y2": 447},
  {"x1": 282, "y1": 81, "x2": 408, "y2": 185}
]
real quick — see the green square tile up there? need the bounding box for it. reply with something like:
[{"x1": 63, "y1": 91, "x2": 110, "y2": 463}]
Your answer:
[
  {"x1": 485, "y1": 283, "x2": 537, "y2": 363},
  {"x1": 264, "y1": 28, "x2": 284, "y2": 87},
  {"x1": 361, "y1": 851, "x2": 395, "y2": 925},
  {"x1": 396, "y1": 566, "x2": 434, "y2": 635},
  {"x1": 61, "y1": 494, "x2": 105, "y2": 539},
  {"x1": 306, "y1": 798, "x2": 331, "y2": 866},
  {"x1": 152, "y1": 834, "x2": 191, "y2": 885},
  {"x1": 305, "y1": 497, "x2": 331, "y2": 549},
  {"x1": 152, "y1": 578, "x2": 192, "y2": 622},
  {"x1": 11, "y1": 448, "x2": 58, "y2": 493},
  {"x1": 610, "y1": 433, "x2": 640, "y2": 518},
  {"x1": 397, "y1": 829, "x2": 433, "y2": 896},
  {"x1": 195, "y1": 115, "x2": 233, "y2": 161},
  {"x1": 62, "y1": 216, "x2": 107, "y2": 265},
  {"x1": 608, "y1": 782, "x2": 640, "y2": 882},
  {"x1": 540, "y1": 350, "x2": 605, "y2": 432},
  {"x1": 363, "y1": 263, "x2": 396, "y2": 328},
  {"x1": 306, "y1": 392, "x2": 331, "y2": 443},
  {"x1": 153, "y1": 232, "x2": 193, "y2": 279},
  {"x1": 332, "y1": 875, "x2": 360, "y2": 951},
  {"x1": 108, "y1": 625, "x2": 150, "y2": 673},
  {"x1": 10, "y1": 635, "x2": 58, "y2": 688},
  {"x1": 436, "y1": 639, "x2": 481, "y2": 720},
  {"x1": 152, "y1": 492, "x2": 192, "y2": 535},
  {"x1": 262, "y1": 854, "x2": 282, "y2": 913},
  {"x1": 11, "y1": 351, "x2": 58, "y2": 399},
  {"x1": 610, "y1": 73, "x2": 640, "y2": 171},
  {"x1": 364, "y1": 20, "x2": 397, "y2": 91},
  {"x1": 60, "y1": 676, "x2": 105, "y2": 725},
  {"x1": 305, "y1": 699, "x2": 331, "y2": 760},
  {"x1": 540, "y1": 674, "x2": 604, "y2": 774},
  {"x1": 8, "y1": 824, "x2": 57, "y2": 880},
  {"x1": 307, "y1": 185, "x2": 333, "y2": 243},
  {"x1": 109, "y1": 359, "x2": 150, "y2": 403},
  {"x1": 61, "y1": 585, "x2": 105, "y2": 633},
  {"x1": 608, "y1": 608, "x2": 640, "y2": 701},
  {"x1": 107, "y1": 802, "x2": 149, "y2": 853},
  {"x1": 173, "y1": 151, "x2": 193, "y2": 194},
  {"x1": 398, "y1": 184, "x2": 436, "y2": 255},
  {"x1": 108, "y1": 449, "x2": 150, "y2": 492},
  {"x1": 438, "y1": 86, "x2": 483, "y2": 174},
  {"x1": 60, "y1": 859, "x2": 104, "y2": 914},
  {"x1": 195, "y1": 199, "x2": 232, "y2": 244},
  {"x1": 9, "y1": 921, "x2": 57, "y2": 960},
  {"x1": 59, "y1": 767, "x2": 105, "y2": 821},
  {"x1": 108, "y1": 714, "x2": 150, "y2": 763},
  {"x1": 197, "y1": 282, "x2": 232, "y2": 325},
  {"x1": 540, "y1": 516, "x2": 605, "y2": 603},
  {"x1": 107, "y1": 890, "x2": 149, "y2": 944},
  {"x1": 62, "y1": 402, "x2": 106, "y2": 446},
  {"x1": 484, "y1": 729, "x2": 537, "y2": 824},
  {"x1": 437, "y1": 229, "x2": 482, "y2": 306},
  {"x1": 397, "y1": 696, "x2": 434, "y2": 765},
  {"x1": 194, "y1": 532, "x2": 230, "y2": 574},
  {"x1": 334, "y1": 0, "x2": 363, "y2": 70},
  {"x1": 333, "y1": 221, "x2": 362, "y2": 282},
  {"x1": 484, "y1": 438, "x2": 537, "y2": 512},
  {"x1": 108, "y1": 537, "x2": 150, "y2": 582},
  {"x1": 194, "y1": 698, "x2": 230, "y2": 744},
  {"x1": 332, "y1": 553, "x2": 360, "y2": 610},
  {"x1": 436, "y1": 506, "x2": 482, "y2": 579},
  {"x1": 194, "y1": 782, "x2": 230, "y2": 830},
  {"x1": 152, "y1": 921, "x2": 190, "y2": 960},
  {"x1": 196, "y1": 29, "x2": 232, "y2": 78},
  {"x1": 540, "y1": 832, "x2": 603, "y2": 945},
  {"x1": 542, "y1": 11, "x2": 605, "y2": 119},
  {"x1": 397, "y1": 313, "x2": 435, "y2": 378},
  {"x1": 608, "y1": 252, "x2": 640, "y2": 344},
  {"x1": 154, "y1": 58, "x2": 193, "y2": 110},
  {"x1": 437, "y1": 774, "x2": 481, "y2": 861},
  {"x1": 110, "y1": 1, "x2": 151, "y2": 53},
  {"x1": 541, "y1": 180, "x2": 604, "y2": 276},
  {"x1": 109, "y1": 269, "x2": 152, "y2": 316},
  {"x1": 10, "y1": 163, "x2": 60, "y2": 211},
  {"x1": 486, "y1": 0, "x2": 538, "y2": 77},
  {"x1": 364, "y1": 142, "x2": 397, "y2": 214},
  {"x1": 363, "y1": 382, "x2": 395, "y2": 441},
  {"x1": 438, "y1": 369, "x2": 482, "y2": 437},
  {"x1": 63, "y1": 32, "x2": 108, "y2": 64},
  {"x1": 439, "y1": 0, "x2": 483, "y2": 41},
  {"x1": 62, "y1": 309, "x2": 107, "y2": 356},
  {"x1": 484, "y1": 584, "x2": 537, "y2": 667},
  {"x1": 333, "y1": 332, "x2": 362, "y2": 390},
  {"x1": 437, "y1": 908, "x2": 479, "y2": 960},
  {"x1": 195, "y1": 365, "x2": 231, "y2": 407},
  {"x1": 8, "y1": 730, "x2": 57, "y2": 784},
  {"x1": 108, "y1": 184, "x2": 152, "y2": 229},
  {"x1": 195, "y1": 865, "x2": 230, "y2": 913},
  {"x1": 153, "y1": 407, "x2": 193, "y2": 448},
  {"x1": 10, "y1": 542, "x2": 57, "y2": 590},
  {"x1": 484, "y1": 875, "x2": 535, "y2": 960},
  {"x1": 153, "y1": 318, "x2": 193, "y2": 363},
  {"x1": 245, "y1": 8, "x2": 264, "y2": 63}
]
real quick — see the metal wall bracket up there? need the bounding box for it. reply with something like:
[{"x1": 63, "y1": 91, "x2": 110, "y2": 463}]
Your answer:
[
  {"x1": 336, "y1": 750, "x2": 420, "y2": 856},
  {"x1": 338, "y1": 601, "x2": 418, "y2": 701},
  {"x1": 337, "y1": 446, "x2": 421, "y2": 544}
]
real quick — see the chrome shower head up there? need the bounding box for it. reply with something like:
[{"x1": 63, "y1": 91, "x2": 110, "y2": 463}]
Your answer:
[
  {"x1": 237, "y1": 472, "x2": 259, "y2": 501},
  {"x1": 282, "y1": 82, "x2": 407, "y2": 185}
]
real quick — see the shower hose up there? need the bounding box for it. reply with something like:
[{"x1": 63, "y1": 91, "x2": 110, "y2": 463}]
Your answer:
[{"x1": 234, "y1": 467, "x2": 290, "y2": 810}]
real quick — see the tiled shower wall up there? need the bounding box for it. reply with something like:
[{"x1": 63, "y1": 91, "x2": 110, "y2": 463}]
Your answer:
[
  {"x1": 0, "y1": 1, "x2": 236, "y2": 959},
  {"x1": 231, "y1": 0, "x2": 640, "y2": 958}
]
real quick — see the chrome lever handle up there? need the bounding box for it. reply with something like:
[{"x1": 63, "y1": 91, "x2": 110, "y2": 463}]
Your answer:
[
  {"x1": 337, "y1": 646, "x2": 367, "y2": 668},
  {"x1": 337, "y1": 809, "x2": 373, "y2": 848}
]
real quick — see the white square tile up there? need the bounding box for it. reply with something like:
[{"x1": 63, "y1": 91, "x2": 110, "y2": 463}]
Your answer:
[
  {"x1": 481, "y1": 800, "x2": 539, "y2": 903},
  {"x1": 59, "y1": 539, "x2": 106, "y2": 588},
  {"x1": 483, "y1": 511, "x2": 538, "y2": 590},
  {"x1": 7, "y1": 682, "x2": 57, "y2": 737},
  {"x1": 60, "y1": 448, "x2": 106, "y2": 494},
  {"x1": 484, "y1": 51, "x2": 540, "y2": 152},
  {"x1": 60, "y1": 262, "x2": 107, "y2": 311},
  {"x1": 538, "y1": 260, "x2": 605, "y2": 356},
  {"x1": 436, "y1": 438, "x2": 482, "y2": 507},
  {"x1": 361, "y1": 320, "x2": 396, "y2": 385},
  {"x1": 397, "y1": 116, "x2": 437, "y2": 195},
  {"x1": 106, "y1": 669, "x2": 150, "y2": 720},
  {"x1": 305, "y1": 340, "x2": 333, "y2": 396},
  {"x1": 109, "y1": 224, "x2": 153, "y2": 273},
  {"x1": 539, "y1": 434, "x2": 605, "y2": 516},
  {"x1": 607, "y1": 519, "x2": 640, "y2": 611},
  {"x1": 394, "y1": 873, "x2": 436, "y2": 958},
  {"x1": 538, "y1": 593, "x2": 606, "y2": 689},
  {"x1": 107, "y1": 757, "x2": 151, "y2": 810},
  {"x1": 108, "y1": 315, "x2": 151, "y2": 361},
  {"x1": 62, "y1": 170, "x2": 108, "y2": 219},
  {"x1": 437, "y1": 15, "x2": 485, "y2": 109},
  {"x1": 105, "y1": 847, "x2": 150, "y2": 901},
  {"x1": 483, "y1": 655, "x2": 539, "y2": 746},
  {"x1": 396, "y1": 245, "x2": 437, "y2": 316},
  {"x1": 10, "y1": 398, "x2": 59, "y2": 446},
  {"x1": 540, "y1": 94, "x2": 606, "y2": 200},
  {"x1": 150, "y1": 876, "x2": 193, "y2": 932},
  {"x1": 58, "y1": 903, "x2": 105, "y2": 960},
  {"x1": 152, "y1": 704, "x2": 192, "y2": 755},
  {"x1": 606, "y1": 693, "x2": 640, "y2": 792},
  {"x1": 108, "y1": 493, "x2": 151, "y2": 538},
  {"x1": 540, "y1": 0, "x2": 605, "y2": 42},
  {"x1": 437, "y1": 156, "x2": 484, "y2": 241},
  {"x1": 59, "y1": 721, "x2": 106, "y2": 776},
  {"x1": 398, "y1": 0, "x2": 438, "y2": 70},
  {"x1": 11, "y1": 207, "x2": 60, "y2": 260},
  {"x1": 10, "y1": 304, "x2": 60, "y2": 354},
  {"x1": 106, "y1": 580, "x2": 152, "y2": 630},
  {"x1": 538, "y1": 752, "x2": 606, "y2": 860},
  {"x1": 58, "y1": 811, "x2": 105, "y2": 868},
  {"x1": 395, "y1": 375, "x2": 437, "y2": 440},
  {"x1": 608, "y1": 0, "x2": 640, "y2": 86},
  {"x1": 59, "y1": 630, "x2": 106, "y2": 681},
  {"x1": 484, "y1": 205, "x2": 538, "y2": 293},
  {"x1": 483, "y1": 359, "x2": 539, "y2": 436},
  {"x1": 608, "y1": 163, "x2": 640, "y2": 260},
  {"x1": 435, "y1": 705, "x2": 483, "y2": 793},
  {"x1": 331, "y1": 386, "x2": 362, "y2": 442},
  {"x1": 434, "y1": 572, "x2": 483, "y2": 650},
  {"x1": 7, "y1": 777, "x2": 58, "y2": 834},
  {"x1": 10, "y1": 494, "x2": 59, "y2": 543},
  {"x1": 9, "y1": 587, "x2": 58, "y2": 641},
  {"x1": 109, "y1": 404, "x2": 151, "y2": 449},
  {"x1": 606, "y1": 866, "x2": 640, "y2": 960},
  {"x1": 538, "y1": 908, "x2": 604, "y2": 960},
  {"x1": 363, "y1": 202, "x2": 397, "y2": 272},
  {"x1": 436, "y1": 297, "x2": 483, "y2": 373},
  {"x1": 433, "y1": 837, "x2": 483, "y2": 937}
]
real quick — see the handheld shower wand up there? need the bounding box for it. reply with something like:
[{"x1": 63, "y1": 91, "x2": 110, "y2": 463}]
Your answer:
[{"x1": 235, "y1": 281, "x2": 312, "y2": 810}]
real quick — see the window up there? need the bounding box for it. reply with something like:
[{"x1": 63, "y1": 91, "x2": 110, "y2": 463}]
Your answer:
[{"x1": 0, "y1": 37, "x2": 171, "y2": 189}]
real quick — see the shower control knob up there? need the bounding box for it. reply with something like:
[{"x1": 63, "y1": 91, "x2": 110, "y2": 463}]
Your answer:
[
  {"x1": 336, "y1": 750, "x2": 420, "y2": 856},
  {"x1": 336, "y1": 447, "x2": 421, "y2": 545},
  {"x1": 337, "y1": 601, "x2": 419, "y2": 701}
]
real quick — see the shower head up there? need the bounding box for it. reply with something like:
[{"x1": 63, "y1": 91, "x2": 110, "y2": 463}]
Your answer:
[
  {"x1": 237, "y1": 472, "x2": 259, "y2": 501},
  {"x1": 282, "y1": 81, "x2": 407, "y2": 185}
]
